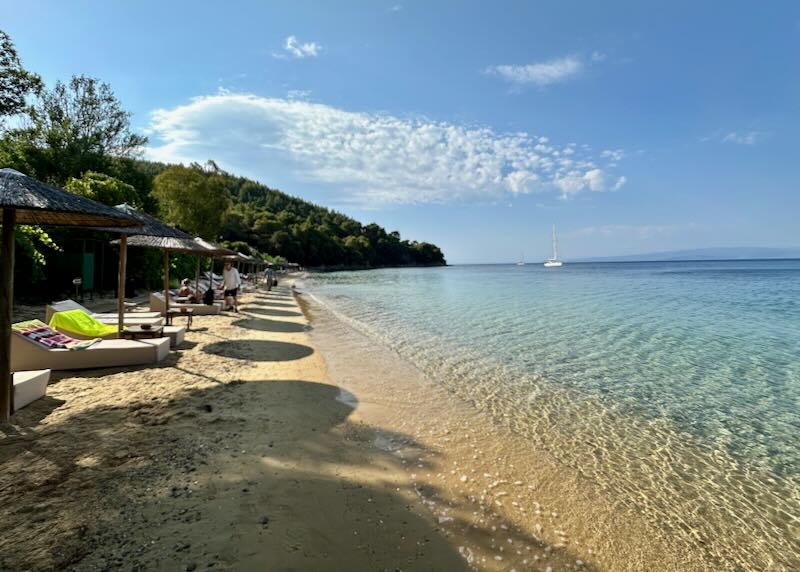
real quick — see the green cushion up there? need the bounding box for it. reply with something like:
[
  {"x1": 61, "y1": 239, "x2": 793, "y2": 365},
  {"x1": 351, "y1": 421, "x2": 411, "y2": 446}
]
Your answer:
[{"x1": 49, "y1": 309, "x2": 117, "y2": 338}]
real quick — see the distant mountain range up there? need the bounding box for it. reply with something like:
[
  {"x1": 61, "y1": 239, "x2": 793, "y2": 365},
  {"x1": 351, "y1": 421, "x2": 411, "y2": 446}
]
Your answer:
[{"x1": 577, "y1": 247, "x2": 800, "y2": 262}]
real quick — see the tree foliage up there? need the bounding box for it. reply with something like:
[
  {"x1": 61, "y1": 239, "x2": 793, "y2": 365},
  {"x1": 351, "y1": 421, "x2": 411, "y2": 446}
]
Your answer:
[
  {"x1": 211, "y1": 171, "x2": 446, "y2": 267},
  {"x1": 1, "y1": 75, "x2": 148, "y2": 184},
  {"x1": 0, "y1": 30, "x2": 42, "y2": 120},
  {"x1": 65, "y1": 171, "x2": 140, "y2": 207},
  {"x1": 152, "y1": 163, "x2": 232, "y2": 238}
]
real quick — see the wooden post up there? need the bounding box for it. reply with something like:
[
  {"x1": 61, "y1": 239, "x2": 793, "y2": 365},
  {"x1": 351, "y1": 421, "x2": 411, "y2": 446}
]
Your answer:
[
  {"x1": 163, "y1": 249, "x2": 170, "y2": 315},
  {"x1": 0, "y1": 209, "x2": 16, "y2": 422},
  {"x1": 194, "y1": 255, "x2": 201, "y2": 298},
  {"x1": 117, "y1": 234, "x2": 127, "y2": 334}
]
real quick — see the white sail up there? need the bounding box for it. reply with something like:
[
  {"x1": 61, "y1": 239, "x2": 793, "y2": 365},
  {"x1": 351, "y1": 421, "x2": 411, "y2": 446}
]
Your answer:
[{"x1": 544, "y1": 225, "x2": 563, "y2": 267}]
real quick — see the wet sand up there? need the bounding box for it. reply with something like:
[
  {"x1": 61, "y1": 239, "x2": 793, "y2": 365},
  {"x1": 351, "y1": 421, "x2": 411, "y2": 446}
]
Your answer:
[{"x1": 1, "y1": 282, "x2": 716, "y2": 570}]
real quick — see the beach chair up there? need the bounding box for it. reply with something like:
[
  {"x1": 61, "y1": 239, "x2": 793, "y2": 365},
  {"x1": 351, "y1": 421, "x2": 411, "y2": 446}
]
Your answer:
[
  {"x1": 11, "y1": 320, "x2": 170, "y2": 371},
  {"x1": 13, "y1": 369, "x2": 50, "y2": 410},
  {"x1": 45, "y1": 299, "x2": 164, "y2": 327},
  {"x1": 149, "y1": 292, "x2": 222, "y2": 316},
  {"x1": 49, "y1": 309, "x2": 185, "y2": 347}
]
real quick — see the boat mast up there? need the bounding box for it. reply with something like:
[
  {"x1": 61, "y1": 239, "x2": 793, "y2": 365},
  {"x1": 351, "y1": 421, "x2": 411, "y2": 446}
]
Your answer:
[{"x1": 552, "y1": 224, "x2": 558, "y2": 260}]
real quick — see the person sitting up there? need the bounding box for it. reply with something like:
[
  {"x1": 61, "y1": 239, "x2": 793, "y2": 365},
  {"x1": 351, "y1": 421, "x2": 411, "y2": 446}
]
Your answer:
[{"x1": 178, "y1": 279, "x2": 198, "y2": 303}]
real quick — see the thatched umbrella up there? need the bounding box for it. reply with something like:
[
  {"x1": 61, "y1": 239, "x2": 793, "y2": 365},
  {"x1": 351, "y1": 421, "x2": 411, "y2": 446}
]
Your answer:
[
  {"x1": 0, "y1": 168, "x2": 138, "y2": 422},
  {"x1": 100, "y1": 205, "x2": 206, "y2": 330},
  {"x1": 192, "y1": 237, "x2": 235, "y2": 295}
]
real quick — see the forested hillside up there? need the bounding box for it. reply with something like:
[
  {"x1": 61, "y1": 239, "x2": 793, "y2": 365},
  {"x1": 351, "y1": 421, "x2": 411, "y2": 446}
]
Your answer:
[{"x1": 139, "y1": 160, "x2": 447, "y2": 269}]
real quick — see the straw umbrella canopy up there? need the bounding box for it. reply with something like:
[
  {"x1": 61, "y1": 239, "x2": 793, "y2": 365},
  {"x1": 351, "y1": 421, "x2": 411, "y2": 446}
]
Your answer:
[
  {"x1": 97, "y1": 204, "x2": 206, "y2": 331},
  {"x1": 192, "y1": 237, "x2": 235, "y2": 295},
  {"x1": 0, "y1": 168, "x2": 139, "y2": 422}
]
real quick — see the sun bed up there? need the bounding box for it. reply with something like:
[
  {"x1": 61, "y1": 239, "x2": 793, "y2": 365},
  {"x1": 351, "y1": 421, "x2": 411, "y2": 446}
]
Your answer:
[
  {"x1": 49, "y1": 309, "x2": 185, "y2": 347},
  {"x1": 45, "y1": 299, "x2": 164, "y2": 326},
  {"x1": 11, "y1": 320, "x2": 169, "y2": 371},
  {"x1": 13, "y1": 369, "x2": 50, "y2": 410},
  {"x1": 149, "y1": 292, "x2": 222, "y2": 316}
]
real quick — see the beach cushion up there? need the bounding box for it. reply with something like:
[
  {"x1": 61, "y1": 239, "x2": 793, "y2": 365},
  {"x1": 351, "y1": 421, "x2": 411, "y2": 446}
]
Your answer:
[
  {"x1": 46, "y1": 299, "x2": 162, "y2": 323},
  {"x1": 49, "y1": 309, "x2": 118, "y2": 338},
  {"x1": 13, "y1": 370, "x2": 50, "y2": 409},
  {"x1": 12, "y1": 320, "x2": 100, "y2": 350}
]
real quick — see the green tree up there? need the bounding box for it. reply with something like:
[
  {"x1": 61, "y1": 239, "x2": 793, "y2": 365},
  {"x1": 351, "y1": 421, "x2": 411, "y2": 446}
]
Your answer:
[
  {"x1": 152, "y1": 165, "x2": 231, "y2": 238},
  {"x1": 9, "y1": 75, "x2": 148, "y2": 182},
  {"x1": 0, "y1": 30, "x2": 42, "y2": 120},
  {"x1": 65, "y1": 171, "x2": 140, "y2": 207}
]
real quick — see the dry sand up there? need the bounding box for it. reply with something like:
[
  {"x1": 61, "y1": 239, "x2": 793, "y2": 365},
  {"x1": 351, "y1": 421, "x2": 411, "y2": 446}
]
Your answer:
[
  {"x1": 1, "y1": 282, "x2": 711, "y2": 571},
  {"x1": 1, "y1": 285, "x2": 466, "y2": 571}
]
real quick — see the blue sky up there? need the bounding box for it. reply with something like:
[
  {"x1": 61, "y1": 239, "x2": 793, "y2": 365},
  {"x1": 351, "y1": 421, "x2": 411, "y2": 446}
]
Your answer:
[{"x1": 3, "y1": 0, "x2": 799, "y2": 263}]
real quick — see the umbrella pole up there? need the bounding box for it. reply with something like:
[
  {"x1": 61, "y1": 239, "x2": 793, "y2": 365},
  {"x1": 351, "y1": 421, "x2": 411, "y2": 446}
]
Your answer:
[
  {"x1": 0, "y1": 208, "x2": 17, "y2": 422},
  {"x1": 195, "y1": 255, "x2": 201, "y2": 299},
  {"x1": 117, "y1": 234, "x2": 127, "y2": 334},
  {"x1": 163, "y1": 250, "x2": 170, "y2": 315}
]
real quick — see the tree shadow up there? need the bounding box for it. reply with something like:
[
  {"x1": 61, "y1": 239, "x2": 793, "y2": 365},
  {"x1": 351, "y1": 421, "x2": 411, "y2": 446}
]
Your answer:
[
  {"x1": 0, "y1": 380, "x2": 472, "y2": 570},
  {"x1": 203, "y1": 340, "x2": 313, "y2": 362},
  {"x1": 242, "y1": 307, "x2": 302, "y2": 318},
  {"x1": 232, "y1": 318, "x2": 308, "y2": 334}
]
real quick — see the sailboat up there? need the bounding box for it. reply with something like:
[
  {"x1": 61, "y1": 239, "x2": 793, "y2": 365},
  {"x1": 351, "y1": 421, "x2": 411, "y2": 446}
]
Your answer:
[
  {"x1": 516, "y1": 252, "x2": 525, "y2": 266},
  {"x1": 544, "y1": 225, "x2": 563, "y2": 268}
]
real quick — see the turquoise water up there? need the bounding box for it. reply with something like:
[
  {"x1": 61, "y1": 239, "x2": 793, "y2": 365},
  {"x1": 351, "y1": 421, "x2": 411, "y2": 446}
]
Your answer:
[{"x1": 303, "y1": 260, "x2": 800, "y2": 567}]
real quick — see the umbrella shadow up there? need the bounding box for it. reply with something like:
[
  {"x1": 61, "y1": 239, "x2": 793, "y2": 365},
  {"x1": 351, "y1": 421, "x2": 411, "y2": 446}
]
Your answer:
[
  {"x1": 241, "y1": 307, "x2": 302, "y2": 318},
  {"x1": 203, "y1": 340, "x2": 313, "y2": 361},
  {"x1": 231, "y1": 318, "x2": 308, "y2": 334}
]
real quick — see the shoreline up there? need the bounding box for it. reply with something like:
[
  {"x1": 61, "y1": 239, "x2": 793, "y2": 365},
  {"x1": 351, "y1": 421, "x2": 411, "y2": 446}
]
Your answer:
[
  {"x1": 300, "y1": 287, "x2": 713, "y2": 571},
  {"x1": 0, "y1": 279, "x2": 789, "y2": 570}
]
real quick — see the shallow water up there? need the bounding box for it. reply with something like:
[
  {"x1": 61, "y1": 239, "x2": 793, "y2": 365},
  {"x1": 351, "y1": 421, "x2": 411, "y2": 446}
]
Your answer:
[{"x1": 302, "y1": 260, "x2": 800, "y2": 568}]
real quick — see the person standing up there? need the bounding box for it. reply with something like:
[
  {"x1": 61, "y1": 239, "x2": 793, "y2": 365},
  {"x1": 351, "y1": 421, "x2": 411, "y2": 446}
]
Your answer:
[
  {"x1": 220, "y1": 260, "x2": 242, "y2": 312},
  {"x1": 266, "y1": 266, "x2": 274, "y2": 291}
]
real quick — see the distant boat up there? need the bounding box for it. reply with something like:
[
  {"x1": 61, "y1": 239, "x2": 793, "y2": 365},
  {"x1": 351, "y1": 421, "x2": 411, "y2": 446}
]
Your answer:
[
  {"x1": 516, "y1": 252, "x2": 525, "y2": 266},
  {"x1": 544, "y1": 225, "x2": 563, "y2": 268}
]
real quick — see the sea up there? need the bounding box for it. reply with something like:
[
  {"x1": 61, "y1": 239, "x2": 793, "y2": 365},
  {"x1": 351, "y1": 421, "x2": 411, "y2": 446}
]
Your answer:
[{"x1": 301, "y1": 260, "x2": 800, "y2": 568}]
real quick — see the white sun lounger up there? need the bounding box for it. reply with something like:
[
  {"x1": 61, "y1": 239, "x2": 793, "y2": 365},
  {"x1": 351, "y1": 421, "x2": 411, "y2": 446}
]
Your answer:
[
  {"x1": 149, "y1": 292, "x2": 222, "y2": 316},
  {"x1": 11, "y1": 333, "x2": 170, "y2": 371},
  {"x1": 46, "y1": 299, "x2": 164, "y2": 326},
  {"x1": 13, "y1": 369, "x2": 50, "y2": 410},
  {"x1": 49, "y1": 309, "x2": 185, "y2": 347}
]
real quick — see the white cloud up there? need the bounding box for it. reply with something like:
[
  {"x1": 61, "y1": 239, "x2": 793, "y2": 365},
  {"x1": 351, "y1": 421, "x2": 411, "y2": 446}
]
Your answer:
[
  {"x1": 274, "y1": 35, "x2": 321, "y2": 59},
  {"x1": 600, "y1": 148, "x2": 625, "y2": 161},
  {"x1": 486, "y1": 56, "x2": 583, "y2": 86},
  {"x1": 389, "y1": 4, "x2": 402, "y2": 11},
  {"x1": 591, "y1": 51, "x2": 607, "y2": 62},
  {"x1": 721, "y1": 131, "x2": 762, "y2": 145},
  {"x1": 287, "y1": 89, "x2": 312, "y2": 100},
  {"x1": 700, "y1": 130, "x2": 765, "y2": 145},
  {"x1": 146, "y1": 93, "x2": 626, "y2": 206}
]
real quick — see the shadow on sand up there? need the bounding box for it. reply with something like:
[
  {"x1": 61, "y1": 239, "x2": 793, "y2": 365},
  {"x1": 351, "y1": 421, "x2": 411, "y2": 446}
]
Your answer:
[
  {"x1": 203, "y1": 339, "x2": 313, "y2": 361},
  {"x1": 241, "y1": 307, "x2": 302, "y2": 318},
  {"x1": 232, "y1": 318, "x2": 308, "y2": 334},
  {"x1": 0, "y1": 380, "x2": 482, "y2": 570}
]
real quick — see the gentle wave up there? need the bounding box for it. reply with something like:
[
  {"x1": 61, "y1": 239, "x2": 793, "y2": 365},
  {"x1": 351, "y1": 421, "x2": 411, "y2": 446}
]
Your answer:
[{"x1": 302, "y1": 260, "x2": 800, "y2": 568}]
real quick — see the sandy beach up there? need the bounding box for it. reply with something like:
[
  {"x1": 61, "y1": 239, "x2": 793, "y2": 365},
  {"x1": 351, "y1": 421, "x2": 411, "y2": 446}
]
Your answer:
[{"x1": 1, "y1": 281, "x2": 711, "y2": 571}]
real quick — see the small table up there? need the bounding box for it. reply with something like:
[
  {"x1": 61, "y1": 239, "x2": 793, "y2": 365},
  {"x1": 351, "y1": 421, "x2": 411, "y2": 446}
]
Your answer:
[
  {"x1": 166, "y1": 308, "x2": 193, "y2": 329},
  {"x1": 173, "y1": 296, "x2": 191, "y2": 303},
  {"x1": 121, "y1": 325, "x2": 164, "y2": 340}
]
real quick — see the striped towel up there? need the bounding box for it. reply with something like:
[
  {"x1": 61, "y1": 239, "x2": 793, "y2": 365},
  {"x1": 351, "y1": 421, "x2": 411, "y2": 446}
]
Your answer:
[{"x1": 12, "y1": 319, "x2": 101, "y2": 350}]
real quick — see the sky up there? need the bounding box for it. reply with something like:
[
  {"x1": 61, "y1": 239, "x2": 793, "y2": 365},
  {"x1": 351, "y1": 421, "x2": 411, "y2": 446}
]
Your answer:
[{"x1": 3, "y1": 0, "x2": 799, "y2": 263}]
